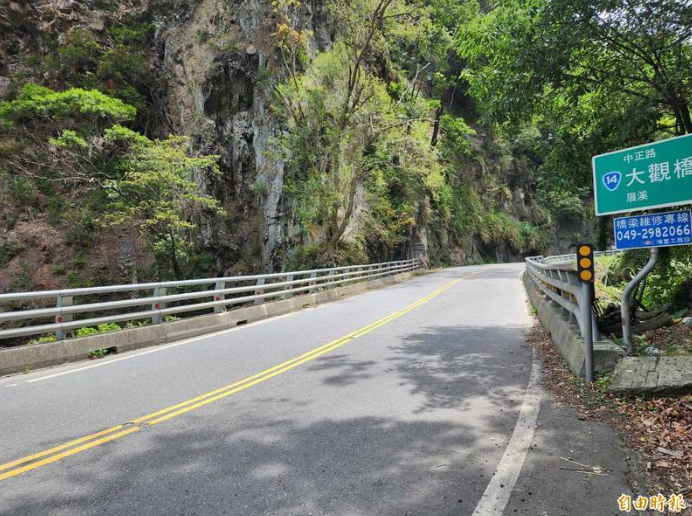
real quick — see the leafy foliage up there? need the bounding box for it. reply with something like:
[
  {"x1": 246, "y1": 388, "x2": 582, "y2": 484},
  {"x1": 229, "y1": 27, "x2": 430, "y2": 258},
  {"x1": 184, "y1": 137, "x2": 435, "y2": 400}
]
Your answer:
[
  {"x1": 45, "y1": 17, "x2": 157, "y2": 117},
  {"x1": 273, "y1": 0, "x2": 444, "y2": 261},
  {"x1": 597, "y1": 250, "x2": 692, "y2": 310},
  {"x1": 459, "y1": 0, "x2": 692, "y2": 183},
  {"x1": 0, "y1": 84, "x2": 136, "y2": 126},
  {"x1": 0, "y1": 85, "x2": 222, "y2": 279},
  {"x1": 102, "y1": 129, "x2": 222, "y2": 278}
]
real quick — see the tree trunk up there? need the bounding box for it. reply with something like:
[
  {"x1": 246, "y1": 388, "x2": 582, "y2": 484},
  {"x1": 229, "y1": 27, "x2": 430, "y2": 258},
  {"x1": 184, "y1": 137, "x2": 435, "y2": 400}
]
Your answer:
[
  {"x1": 168, "y1": 230, "x2": 183, "y2": 279},
  {"x1": 680, "y1": 101, "x2": 692, "y2": 135},
  {"x1": 430, "y1": 105, "x2": 443, "y2": 147}
]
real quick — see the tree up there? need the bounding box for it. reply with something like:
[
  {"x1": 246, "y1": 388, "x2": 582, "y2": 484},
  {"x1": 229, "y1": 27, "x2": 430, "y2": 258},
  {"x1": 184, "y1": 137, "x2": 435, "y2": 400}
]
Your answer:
[
  {"x1": 459, "y1": 0, "x2": 692, "y2": 181},
  {"x1": 102, "y1": 128, "x2": 222, "y2": 279},
  {"x1": 272, "y1": 0, "x2": 440, "y2": 260},
  {"x1": 0, "y1": 84, "x2": 137, "y2": 188},
  {"x1": 0, "y1": 84, "x2": 221, "y2": 278}
]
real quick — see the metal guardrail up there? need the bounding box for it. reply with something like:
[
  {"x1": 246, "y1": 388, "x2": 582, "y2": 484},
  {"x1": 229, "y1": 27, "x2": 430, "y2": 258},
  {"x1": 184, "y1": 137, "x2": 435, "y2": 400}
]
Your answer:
[
  {"x1": 538, "y1": 249, "x2": 623, "y2": 265},
  {"x1": 525, "y1": 255, "x2": 599, "y2": 341},
  {"x1": 0, "y1": 259, "x2": 422, "y2": 341}
]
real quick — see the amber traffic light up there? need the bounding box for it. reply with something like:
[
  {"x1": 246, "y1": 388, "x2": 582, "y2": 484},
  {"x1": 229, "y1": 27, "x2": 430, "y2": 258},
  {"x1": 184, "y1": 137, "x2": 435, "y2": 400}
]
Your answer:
[{"x1": 576, "y1": 243, "x2": 594, "y2": 283}]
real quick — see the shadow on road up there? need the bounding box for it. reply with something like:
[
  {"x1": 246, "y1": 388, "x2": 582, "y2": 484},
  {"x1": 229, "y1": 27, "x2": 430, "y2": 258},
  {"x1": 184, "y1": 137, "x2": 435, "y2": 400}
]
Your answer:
[
  {"x1": 4, "y1": 322, "x2": 583, "y2": 516},
  {"x1": 4, "y1": 413, "x2": 494, "y2": 516},
  {"x1": 390, "y1": 324, "x2": 532, "y2": 413}
]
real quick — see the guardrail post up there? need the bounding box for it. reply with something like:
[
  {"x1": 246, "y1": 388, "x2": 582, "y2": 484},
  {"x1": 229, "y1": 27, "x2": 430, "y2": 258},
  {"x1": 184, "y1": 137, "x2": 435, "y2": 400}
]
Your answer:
[
  {"x1": 284, "y1": 275, "x2": 294, "y2": 299},
  {"x1": 152, "y1": 287, "x2": 166, "y2": 324},
  {"x1": 214, "y1": 281, "x2": 225, "y2": 313},
  {"x1": 327, "y1": 270, "x2": 335, "y2": 288},
  {"x1": 254, "y1": 278, "x2": 265, "y2": 305},
  {"x1": 591, "y1": 309, "x2": 600, "y2": 342},
  {"x1": 55, "y1": 295, "x2": 73, "y2": 341},
  {"x1": 308, "y1": 272, "x2": 318, "y2": 293}
]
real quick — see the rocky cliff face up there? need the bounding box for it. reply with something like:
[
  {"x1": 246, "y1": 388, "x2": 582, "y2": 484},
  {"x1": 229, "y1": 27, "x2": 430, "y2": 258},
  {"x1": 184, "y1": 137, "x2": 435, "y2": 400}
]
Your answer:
[
  {"x1": 0, "y1": 0, "x2": 591, "y2": 294},
  {"x1": 149, "y1": 0, "x2": 335, "y2": 271}
]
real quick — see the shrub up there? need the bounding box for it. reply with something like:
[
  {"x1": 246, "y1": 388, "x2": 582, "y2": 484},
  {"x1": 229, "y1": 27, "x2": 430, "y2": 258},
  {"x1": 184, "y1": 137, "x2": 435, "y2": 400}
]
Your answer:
[
  {"x1": 75, "y1": 323, "x2": 121, "y2": 338},
  {"x1": 29, "y1": 334, "x2": 57, "y2": 345}
]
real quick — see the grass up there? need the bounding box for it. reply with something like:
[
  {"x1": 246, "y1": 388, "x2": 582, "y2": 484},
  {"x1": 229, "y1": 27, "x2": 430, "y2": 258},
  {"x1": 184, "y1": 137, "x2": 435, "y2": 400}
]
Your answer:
[
  {"x1": 29, "y1": 334, "x2": 57, "y2": 345},
  {"x1": 89, "y1": 348, "x2": 111, "y2": 359}
]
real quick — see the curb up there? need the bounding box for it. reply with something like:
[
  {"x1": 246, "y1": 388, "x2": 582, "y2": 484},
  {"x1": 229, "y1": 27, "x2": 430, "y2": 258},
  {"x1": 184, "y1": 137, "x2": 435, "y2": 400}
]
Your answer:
[{"x1": 0, "y1": 272, "x2": 416, "y2": 377}]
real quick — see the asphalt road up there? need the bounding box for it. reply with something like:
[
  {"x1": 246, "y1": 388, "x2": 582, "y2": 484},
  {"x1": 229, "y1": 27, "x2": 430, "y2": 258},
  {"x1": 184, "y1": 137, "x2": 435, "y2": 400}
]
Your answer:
[{"x1": 0, "y1": 265, "x2": 639, "y2": 515}]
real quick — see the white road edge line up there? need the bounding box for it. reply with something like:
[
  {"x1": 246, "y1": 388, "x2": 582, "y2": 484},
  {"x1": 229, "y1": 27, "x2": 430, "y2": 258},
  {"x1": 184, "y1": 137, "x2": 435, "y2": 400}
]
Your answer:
[
  {"x1": 20, "y1": 271, "x2": 445, "y2": 385},
  {"x1": 471, "y1": 349, "x2": 542, "y2": 516},
  {"x1": 17, "y1": 267, "x2": 492, "y2": 385},
  {"x1": 24, "y1": 310, "x2": 302, "y2": 384}
]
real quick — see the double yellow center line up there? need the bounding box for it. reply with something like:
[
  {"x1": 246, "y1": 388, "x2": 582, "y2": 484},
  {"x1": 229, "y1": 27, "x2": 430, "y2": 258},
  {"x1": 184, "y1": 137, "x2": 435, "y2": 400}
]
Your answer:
[{"x1": 0, "y1": 276, "x2": 465, "y2": 483}]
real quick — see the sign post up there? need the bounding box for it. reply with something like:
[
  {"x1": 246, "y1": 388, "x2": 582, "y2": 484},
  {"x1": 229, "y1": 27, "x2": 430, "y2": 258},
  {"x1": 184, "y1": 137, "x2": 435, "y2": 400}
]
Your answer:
[{"x1": 576, "y1": 244, "x2": 595, "y2": 382}]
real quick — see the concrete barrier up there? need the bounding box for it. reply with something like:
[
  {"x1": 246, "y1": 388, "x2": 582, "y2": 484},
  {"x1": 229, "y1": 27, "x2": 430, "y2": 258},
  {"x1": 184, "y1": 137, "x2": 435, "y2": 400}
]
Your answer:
[
  {"x1": 609, "y1": 356, "x2": 692, "y2": 395},
  {"x1": 0, "y1": 271, "x2": 416, "y2": 377},
  {"x1": 523, "y1": 272, "x2": 624, "y2": 376}
]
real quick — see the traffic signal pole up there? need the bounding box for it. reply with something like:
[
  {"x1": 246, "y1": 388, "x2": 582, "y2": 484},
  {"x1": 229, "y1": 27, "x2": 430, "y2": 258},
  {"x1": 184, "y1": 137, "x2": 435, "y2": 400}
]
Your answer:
[
  {"x1": 576, "y1": 243, "x2": 595, "y2": 382},
  {"x1": 581, "y1": 281, "x2": 594, "y2": 383}
]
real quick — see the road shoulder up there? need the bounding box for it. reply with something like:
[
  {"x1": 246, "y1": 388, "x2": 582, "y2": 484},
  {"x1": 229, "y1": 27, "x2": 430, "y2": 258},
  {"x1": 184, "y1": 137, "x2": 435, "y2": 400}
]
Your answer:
[{"x1": 508, "y1": 321, "x2": 691, "y2": 516}]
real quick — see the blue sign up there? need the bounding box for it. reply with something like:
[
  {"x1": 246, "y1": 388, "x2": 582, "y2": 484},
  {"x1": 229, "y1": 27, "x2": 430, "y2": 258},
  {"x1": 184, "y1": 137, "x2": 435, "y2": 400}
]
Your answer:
[
  {"x1": 602, "y1": 171, "x2": 622, "y2": 192},
  {"x1": 614, "y1": 210, "x2": 692, "y2": 250}
]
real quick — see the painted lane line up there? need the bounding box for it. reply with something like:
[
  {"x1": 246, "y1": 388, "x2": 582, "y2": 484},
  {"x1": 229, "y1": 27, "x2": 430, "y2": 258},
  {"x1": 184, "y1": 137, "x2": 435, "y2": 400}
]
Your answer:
[
  {"x1": 0, "y1": 427, "x2": 140, "y2": 483},
  {"x1": 146, "y1": 337, "x2": 356, "y2": 425},
  {"x1": 0, "y1": 425, "x2": 125, "y2": 473},
  {"x1": 0, "y1": 275, "x2": 470, "y2": 482},
  {"x1": 136, "y1": 279, "x2": 462, "y2": 425},
  {"x1": 471, "y1": 350, "x2": 542, "y2": 516},
  {"x1": 131, "y1": 336, "x2": 352, "y2": 424},
  {"x1": 25, "y1": 310, "x2": 306, "y2": 384}
]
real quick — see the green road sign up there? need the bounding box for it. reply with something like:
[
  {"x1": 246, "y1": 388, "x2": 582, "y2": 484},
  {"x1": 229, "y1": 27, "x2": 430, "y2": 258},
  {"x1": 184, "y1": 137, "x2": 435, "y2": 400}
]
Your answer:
[{"x1": 592, "y1": 134, "x2": 692, "y2": 216}]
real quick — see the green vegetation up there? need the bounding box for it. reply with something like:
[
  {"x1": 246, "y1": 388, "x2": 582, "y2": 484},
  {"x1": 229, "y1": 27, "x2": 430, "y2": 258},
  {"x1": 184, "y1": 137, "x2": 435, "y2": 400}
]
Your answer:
[
  {"x1": 459, "y1": 0, "x2": 692, "y2": 181},
  {"x1": 88, "y1": 348, "x2": 112, "y2": 359},
  {"x1": 0, "y1": 241, "x2": 24, "y2": 267},
  {"x1": 29, "y1": 334, "x2": 57, "y2": 345},
  {"x1": 75, "y1": 323, "x2": 122, "y2": 338},
  {"x1": 0, "y1": 0, "x2": 689, "y2": 314},
  {"x1": 270, "y1": 0, "x2": 554, "y2": 267},
  {"x1": 0, "y1": 83, "x2": 222, "y2": 279},
  {"x1": 459, "y1": 0, "x2": 692, "y2": 311},
  {"x1": 597, "y1": 250, "x2": 692, "y2": 311}
]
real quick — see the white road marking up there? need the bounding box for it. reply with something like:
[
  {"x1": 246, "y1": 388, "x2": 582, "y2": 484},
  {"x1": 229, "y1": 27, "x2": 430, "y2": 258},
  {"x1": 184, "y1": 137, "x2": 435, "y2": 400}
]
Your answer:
[
  {"x1": 10, "y1": 269, "x2": 491, "y2": 386},
  {"x1": 23, "y1": 310, "x2": 303, "y2": 384},
  {"x1": 14, "y1": 272, "x2": 441, "y2": 385},
  {"x1": 471, "y1": 350, "x2": 542, "y2": 516}
]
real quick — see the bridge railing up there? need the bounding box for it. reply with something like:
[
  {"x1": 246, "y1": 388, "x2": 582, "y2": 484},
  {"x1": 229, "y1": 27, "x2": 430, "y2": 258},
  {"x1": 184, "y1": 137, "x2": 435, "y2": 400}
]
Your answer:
[
  {"x1": 0, "y1": 259, "x2": 421, "y2": 341},
  {"x1": 524, "y1": 254, "x2": 607, "y2": 341}
]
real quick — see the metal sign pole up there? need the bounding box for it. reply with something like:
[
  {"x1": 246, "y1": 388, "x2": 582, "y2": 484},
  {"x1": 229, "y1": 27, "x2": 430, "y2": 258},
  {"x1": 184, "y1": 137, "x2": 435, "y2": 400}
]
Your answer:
[
  {"x1": 576, "y1": 243, "x2": 595, "y2": 382},
  {"x1": 581, "y1": 282, "x2": 594, "y2": 383},
  {"x1": 621, "y1": 247, "x2": 660, "y2": 351}
]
